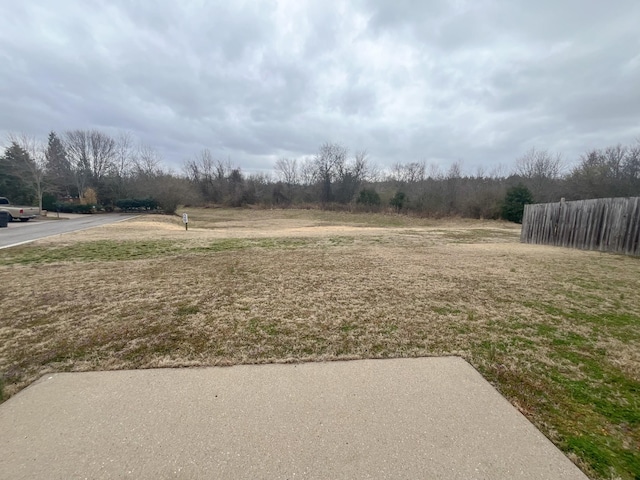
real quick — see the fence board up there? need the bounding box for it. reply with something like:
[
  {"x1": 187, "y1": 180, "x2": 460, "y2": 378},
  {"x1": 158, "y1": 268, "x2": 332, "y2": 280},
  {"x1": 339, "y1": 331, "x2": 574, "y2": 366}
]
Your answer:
[{"x1": 521, "y1": 197, "x2": 640, "y2": 256}]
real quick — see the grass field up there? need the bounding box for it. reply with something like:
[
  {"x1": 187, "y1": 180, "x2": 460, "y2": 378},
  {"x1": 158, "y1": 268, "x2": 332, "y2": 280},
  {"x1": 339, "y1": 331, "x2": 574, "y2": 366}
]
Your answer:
[{"x1": 1, "y1": 208, "x2": 638, "y2": 479}]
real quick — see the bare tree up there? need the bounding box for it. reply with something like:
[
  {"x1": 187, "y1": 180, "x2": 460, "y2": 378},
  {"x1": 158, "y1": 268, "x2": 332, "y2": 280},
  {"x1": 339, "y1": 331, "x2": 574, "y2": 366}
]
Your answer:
[
  {"x1": 474, "y1": 165, "x2": 486, "y2": 179},
  {"x1": 63, "y1": 129, "x2": 116, "y2": 199},
  {"x1": 313, "y1": 142, "x2": 348, "y2": 204},
  {"x1": 622, "y1": 142, "x2": 640, "y2": 183},
  {"x1": 568, "y1": 149, "x2": 609, "y2": 198},
  {"x1": 183, "y1": 151, "x2": 206, "y2": 196},
  {"x1": 602, "y1": 144, "x2": 627, "y2": 180},
  {"x1": 275, "y1": 157, "x2": 298, "y2": 186},
  {"x1": 182, "y1": 149, "x2": 234, "y2": 202},
  {"x1": 100, "y1": 131, "x2": 137, "y2": 201},
  {"x1": 182, "y1": 159, "x2": 197, "y2": 183},
  {"x1": 135, "y1": 143, "x2": 162, "y2": 176},
  {"x1": 515, "y1": 147, "x2": 563, "y2": 179},
  {"x1": 334, "y1": 149, "x2": 372, "y2": 203},
  {"x1": 568, "y1": 143, "x2": 640, "y2": 198},
  {"x1": 7, "y1": 133, "x2": 47, "y2": 213},
  {"x1": 215, "y1": 156, "x2": 232, "y2": 181},
  {"x1": 446, "y1": 160, "x2": 462, "y2": 180},
  {"x1": 352, "y1": 150, "x2": 370, "y2": 181},
  {"x1": 274, "y1": 157, "x2": 299, "y2": 202},
  {"x1": 515, "y1": 147, "x2": 563, "y2": 202},
  {"x1": 299, "y1": 157, "x2": 316, "y2": 186},
  {"x1": 364, "y1": 159, "x2": 382, "y2": 183},
  {"x1": 88, "y1": 130, "x2": 116, "y2": 180},
  {"x1": 391, "y1": 161, "x2": 426, "y2": 183},
  {"x1": 427, "y1": 163, "x2": 444, "y2": 180},
  {"x1": 489, "y1": 163, "x2": 507, "y2": 179},
  {"x1": 114, "y1": 131, "x2": 135, "y2": 179},
  {"x1": 445, "y1": 160, "x2": 463, "y2": 212},
  {"x1": 64, "y1": 129, "x2": 91, "y2": 198}
]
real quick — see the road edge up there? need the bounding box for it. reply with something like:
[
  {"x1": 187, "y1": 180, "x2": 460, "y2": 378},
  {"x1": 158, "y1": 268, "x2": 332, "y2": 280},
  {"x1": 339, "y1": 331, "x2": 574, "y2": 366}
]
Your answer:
[{"x1": 0, "y1": 215, "x2": 140, "y2": 250}]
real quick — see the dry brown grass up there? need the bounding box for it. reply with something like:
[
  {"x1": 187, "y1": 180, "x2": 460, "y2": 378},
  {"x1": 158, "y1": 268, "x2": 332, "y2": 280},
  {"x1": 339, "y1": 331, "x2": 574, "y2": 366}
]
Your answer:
[{"x1": 0, "y1": 208, "x2": 638, "y2": 479}]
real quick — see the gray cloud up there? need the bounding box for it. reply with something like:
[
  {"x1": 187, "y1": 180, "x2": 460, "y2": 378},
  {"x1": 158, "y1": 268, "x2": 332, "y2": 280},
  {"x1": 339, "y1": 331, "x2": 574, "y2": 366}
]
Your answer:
[{"x1": 1, "y1": 0, "x2": 639, "y2": 175}]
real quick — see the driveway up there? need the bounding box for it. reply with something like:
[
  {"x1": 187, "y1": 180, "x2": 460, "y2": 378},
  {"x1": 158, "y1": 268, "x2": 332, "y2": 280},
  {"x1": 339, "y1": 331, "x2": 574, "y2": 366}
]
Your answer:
[
  {"x1": 0, "y1": 214, "x2": 137, "y2": 249},
  {"x1": 0, "y1": 358, "x2": 588, "y2": 479}
]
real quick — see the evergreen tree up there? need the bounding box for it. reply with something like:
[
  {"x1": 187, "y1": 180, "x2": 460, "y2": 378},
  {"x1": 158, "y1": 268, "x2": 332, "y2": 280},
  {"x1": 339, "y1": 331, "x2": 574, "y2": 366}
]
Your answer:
[
  {"x1": 390, "y1": 191, "x2": 407, "y2": 212},
  {"x1": 45, "y1": 131, "x2": 74, "y2": 197},
  {"x1": 356, "y1": 188, "x2": 381, "y2": 207},
  {"x1": 0, "y1": 143, "x2": 36, "y2": 204},
  {"x1": 501, "y1": 184, "x2": 533, "y2": 223}
]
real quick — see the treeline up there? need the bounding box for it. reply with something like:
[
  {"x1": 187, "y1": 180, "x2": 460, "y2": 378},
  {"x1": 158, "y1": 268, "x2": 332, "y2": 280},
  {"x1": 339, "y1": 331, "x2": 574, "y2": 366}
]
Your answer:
[
  {"x1": 186, "y1": 140, "x2": 640, "y2": 219},
  {"x1": 0, "y1": 131, "x2": 197, "y2": 214},
  {"x1": 2, "y1": 130, "x2": 639, "y2": 221}
]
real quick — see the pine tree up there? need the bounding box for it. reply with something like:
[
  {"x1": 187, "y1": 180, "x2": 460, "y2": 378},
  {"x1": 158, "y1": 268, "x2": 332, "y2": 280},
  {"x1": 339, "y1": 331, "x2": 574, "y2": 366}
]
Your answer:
[
  {"x1": 45, "y1": 131, "x2": 74, "y2": 197},
  {"x1": 501, "y1": 184, "x2": 533, "y2": 223},
  {"x1": 0, "y1": 143, "x2": 36, "y2": 205}
]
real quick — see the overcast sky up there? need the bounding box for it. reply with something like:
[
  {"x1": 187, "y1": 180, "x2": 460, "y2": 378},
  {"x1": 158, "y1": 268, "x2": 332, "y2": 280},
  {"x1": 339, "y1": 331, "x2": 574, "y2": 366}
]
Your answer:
[{"x1": 1, "y1": 0, "x2": 639, "y2": 174}]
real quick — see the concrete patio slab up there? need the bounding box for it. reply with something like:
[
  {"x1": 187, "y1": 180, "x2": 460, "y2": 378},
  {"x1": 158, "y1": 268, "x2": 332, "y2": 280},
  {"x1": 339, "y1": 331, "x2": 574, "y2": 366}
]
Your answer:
[{"x1": 0, "y1": 357, "x2": 588, "y2": 479}]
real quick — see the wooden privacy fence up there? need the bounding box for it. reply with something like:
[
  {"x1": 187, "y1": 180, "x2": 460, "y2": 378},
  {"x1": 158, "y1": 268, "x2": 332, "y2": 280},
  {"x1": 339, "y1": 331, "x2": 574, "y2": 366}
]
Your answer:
[{"x1": 520, "y1": 197, "x2": 640, "y2": 256}]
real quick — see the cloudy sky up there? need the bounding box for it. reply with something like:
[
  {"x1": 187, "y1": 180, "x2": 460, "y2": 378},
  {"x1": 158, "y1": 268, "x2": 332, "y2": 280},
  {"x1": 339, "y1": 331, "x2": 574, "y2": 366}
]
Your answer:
[{"x1": 1, "y1": 0, "x2": 639, "y2": 174}]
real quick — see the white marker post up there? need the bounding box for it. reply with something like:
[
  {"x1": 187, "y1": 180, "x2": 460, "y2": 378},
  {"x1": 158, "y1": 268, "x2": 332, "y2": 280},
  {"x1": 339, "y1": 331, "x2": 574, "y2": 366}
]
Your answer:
[{"x1": 182, "y1": 213, "x2": 189, "y2": 231}]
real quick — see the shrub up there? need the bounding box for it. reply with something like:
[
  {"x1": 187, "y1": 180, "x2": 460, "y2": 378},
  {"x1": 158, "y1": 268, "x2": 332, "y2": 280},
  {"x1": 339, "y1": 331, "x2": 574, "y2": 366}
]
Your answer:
[
  {"x1": 115, "y1": 198, "x2": 159, "y2": 211},
  {"x1": 75, "y1": 204, "x2": 94, "y2": 214},
  {"x1": 390, "y1": 191, "x2": 407, "y2": 212},
  {"x1": 356, "y1": 188, "x2": 381, "y2": 207},
  {"x1": 83, "y1": 188, "x2": 98, "y2": 205},
  {"x1": 55, "y1": 203, "x2": 95, "y2": 214},
  {"x1": 42, "y1": 193, "x2": 58, "y2": 211},
  {"x1": 156, "y1": 196, "x2": 179, "y2": 215},
  {"x1": 501, "y1": 184, "x2": 533, "y2": 223}
]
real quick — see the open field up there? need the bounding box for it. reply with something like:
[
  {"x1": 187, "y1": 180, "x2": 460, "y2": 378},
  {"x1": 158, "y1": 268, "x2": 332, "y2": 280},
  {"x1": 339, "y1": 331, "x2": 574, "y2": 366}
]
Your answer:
[{"x1": 1, "y1": 208, "x2": 638, "y2": 479}]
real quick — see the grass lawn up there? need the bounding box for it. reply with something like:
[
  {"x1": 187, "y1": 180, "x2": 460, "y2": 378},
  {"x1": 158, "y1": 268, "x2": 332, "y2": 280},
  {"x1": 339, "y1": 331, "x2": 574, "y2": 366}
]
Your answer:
[{"x1": 0, "y1": 207, "x2": 638, "y2": 479}]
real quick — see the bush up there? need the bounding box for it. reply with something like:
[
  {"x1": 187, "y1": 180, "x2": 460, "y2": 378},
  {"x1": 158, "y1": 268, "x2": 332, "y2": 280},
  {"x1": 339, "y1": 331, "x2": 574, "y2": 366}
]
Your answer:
[
  {"x1": 501, "y1": 184, "x2": 533, "y2": 223},
  {"x1": 390, "y1": 191, "x2": 407, "y2": 212},
  {"x1": 55, "y1": 203, "x2": 95, "y2": 214},
  {"x1": 115, "y1": 198, "x2": 159, "y2": 211},
  {"x1": 42, "y1": 193, "x2": 58, "y2": 211},
  {"x1": 83, "y1": 188, "x2": 98, "y2": 205},
  {"x1": 356, "y1": 188, "x2": 381, "y2": 207},
  {"x1": 156, "y1": 197, "x2": 179, "y2": 215}
]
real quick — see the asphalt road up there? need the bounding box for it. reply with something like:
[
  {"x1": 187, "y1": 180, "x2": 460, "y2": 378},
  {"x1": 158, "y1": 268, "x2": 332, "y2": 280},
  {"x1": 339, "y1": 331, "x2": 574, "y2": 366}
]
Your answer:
[
  {"x1": 0, "y1": 358, "x2": 588, "y2": 480},
  {"x1": 0, "y1": 214, "x2": 137, "y2": 249}
]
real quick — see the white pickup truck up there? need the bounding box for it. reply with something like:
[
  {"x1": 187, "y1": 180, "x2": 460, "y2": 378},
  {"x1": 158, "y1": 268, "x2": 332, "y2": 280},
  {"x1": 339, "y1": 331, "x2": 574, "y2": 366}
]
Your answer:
[{"x1": 0, "y1": 197, "x2": 38, "y2": 222}]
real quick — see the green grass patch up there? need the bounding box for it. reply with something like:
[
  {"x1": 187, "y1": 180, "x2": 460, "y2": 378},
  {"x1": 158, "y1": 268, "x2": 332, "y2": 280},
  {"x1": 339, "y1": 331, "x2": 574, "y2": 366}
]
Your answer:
[
  {"x1": 0, "y1": 240, "x2": 184, "y2": 265},
  {"x1": 437, "y1": 228, "x2": 518, "y2": 243},
  {"x1": 565, "y1": 435, "x2": 640, "y2": 480},
  {"x1": 524, "y1": 300, "x2": 639, "y2": 342},
  {"x1": 477, "y1": 312, "x2": 640, "y2": 479},
  {"x1": 0, "y1": 238, "x2": 312, "y2": 265},
  {"x1": 326, "y1": 236, "x2": 356, "y2": 246},
  {"x1": 247, "y1": 318, "x2": 280, "y2": 336},
  {"x1": 536, "y1": 324, "x2": 557, "y2": 336},
  {"x1": 175, "y1": 305, "x2": 200, "y2": 317},
  {"x1": 432, "y1": 306, "x2": 462, "y2": 315},
  {"x1": 480, "y1": 353, "x2": 640, "y2": 479},
  {"x1": 195, "y1": 238, "x2": 308, "y2": 253},
  {"x1": 340, "y1": 322, "x2": 357, "y2": 332}
]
